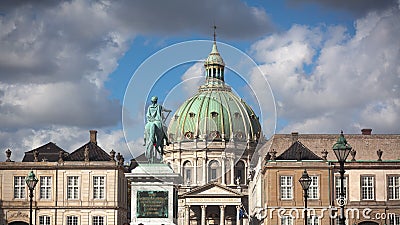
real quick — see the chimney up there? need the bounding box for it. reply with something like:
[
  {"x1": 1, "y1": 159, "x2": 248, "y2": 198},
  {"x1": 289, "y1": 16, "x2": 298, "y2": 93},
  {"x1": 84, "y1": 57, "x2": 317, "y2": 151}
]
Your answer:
[
  {"x1": 90, "y1": 130, "x2": 97, "y2": 144},
  {"x1": 291, "y1": 132, "x2": 299, "y2": 143},
  {"x1": 361, "y1": 128, "x2": 372, "y2": 135}
]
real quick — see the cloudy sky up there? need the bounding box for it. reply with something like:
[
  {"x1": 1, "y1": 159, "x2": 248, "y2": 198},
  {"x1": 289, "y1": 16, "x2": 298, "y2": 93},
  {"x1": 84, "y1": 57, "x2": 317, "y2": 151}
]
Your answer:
[{"x1": 0, "y1": 0, "x2": 399, "y2": 161}]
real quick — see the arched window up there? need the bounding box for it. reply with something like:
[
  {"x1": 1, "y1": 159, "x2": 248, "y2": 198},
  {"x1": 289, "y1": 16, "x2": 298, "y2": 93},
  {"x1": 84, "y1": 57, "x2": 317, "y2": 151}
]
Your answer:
[
  {"x1": 208, "y1": 160, "x2": 220, "y2": 182},
  {"x1": 235, "y1": 161, "x2": 245, "y2": 184},
  {"x1": 183, "y1": 161, "x2": 193, "y2": 185}
]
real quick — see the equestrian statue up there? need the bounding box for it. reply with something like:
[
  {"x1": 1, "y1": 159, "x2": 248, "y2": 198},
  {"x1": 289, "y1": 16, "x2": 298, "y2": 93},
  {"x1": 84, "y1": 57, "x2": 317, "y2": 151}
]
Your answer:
[{"x1": 144, "y1": 96, "x2": 171, "y2": 163}]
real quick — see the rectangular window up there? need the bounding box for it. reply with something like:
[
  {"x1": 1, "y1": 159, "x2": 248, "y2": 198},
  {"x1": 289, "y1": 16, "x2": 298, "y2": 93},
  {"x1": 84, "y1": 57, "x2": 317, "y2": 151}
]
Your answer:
[
  {"x1": 67, "y1": 176, "x2": 79, "y2": 200},
  {"x1": 335, "y1": 217, "x2": 348, "y2": 225},
  {"x1": 280, "y1": 176, "x2": 293, "y2": 200},
  {"x1": 93, "y1": 216, "x2": 105, "y2": 225},
  {"x1": 39, "y1": 215, "x2": 51, "y2": 225},
  {"x1": 361, "y1": 176, "x2": 374, "y2": 200},
  {"x1": 388, "y1": 176, "x2": 400, "y2": 200},
  {"x1": 308, "y1": 176, "x2": 319, "y2": 199},
  {"x1": 308, "y1": 216, "x2": 319, "y2": 225},
  {"x1": 211, "y1": 168, "x2": 217, "y2": 180},
  {"x1": 281, "y1": 215, "x2": 293, "y2": 225},
  {"x1": 40, "y1": 176, "x2": 52, "y2": 199},
  {"x1": 185, "y1": 169, "x2": 192, "y2": 183},
  {"x1": 67, "y1": 216, "x2": 78, "y2": 225},
  {"x1": 93, "y1": 176, "x2": 105, "y2": 199},
  {"x1": 390, "y1": 215, "x2": 400, "y2": 225},
  {"x1": 335, "y1": 176, "x2": 347, "y2": 200},
  {"x1": 14, "y1": 176, "x2": 25, "y2": 199}
]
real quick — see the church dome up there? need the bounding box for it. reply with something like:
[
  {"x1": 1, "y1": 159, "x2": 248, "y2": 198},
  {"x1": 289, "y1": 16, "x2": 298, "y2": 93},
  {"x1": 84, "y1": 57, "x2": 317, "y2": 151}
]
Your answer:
[{"x1": 167, "y1": 39, "x2": 261, "y2": 143}]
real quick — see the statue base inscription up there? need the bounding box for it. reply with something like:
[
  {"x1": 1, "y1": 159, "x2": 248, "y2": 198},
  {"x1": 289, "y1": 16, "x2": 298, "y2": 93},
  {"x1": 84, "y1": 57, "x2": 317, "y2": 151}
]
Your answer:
[{"x1": 126, "y1": 163, "x2": 181, "y2": 225}]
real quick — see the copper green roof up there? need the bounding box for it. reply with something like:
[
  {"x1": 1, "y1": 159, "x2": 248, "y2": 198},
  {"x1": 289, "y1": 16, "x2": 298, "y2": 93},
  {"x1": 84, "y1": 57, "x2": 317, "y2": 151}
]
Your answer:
[
  {"x1": 204, "y1": 41, "x2": 225, "y2": 67},
  {"x1": 168, "y1": 40, "x2": 261, "y2": 143}
]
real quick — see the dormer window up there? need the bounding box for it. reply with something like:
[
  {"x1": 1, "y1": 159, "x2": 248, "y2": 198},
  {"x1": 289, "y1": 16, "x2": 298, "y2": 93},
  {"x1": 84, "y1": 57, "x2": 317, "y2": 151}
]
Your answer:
[
  {"x1": 211, "y1": 112, "x2": 218, "y2": 118},
  {"x1": 174, "y1": 115, "x2": 179, "y2": 120},
  {"x1": 234, "y1": 112, "x2": 240, "y2": 119},
  {"x1": 189, "y1": 112, "x2": 196, "y2": 118}
]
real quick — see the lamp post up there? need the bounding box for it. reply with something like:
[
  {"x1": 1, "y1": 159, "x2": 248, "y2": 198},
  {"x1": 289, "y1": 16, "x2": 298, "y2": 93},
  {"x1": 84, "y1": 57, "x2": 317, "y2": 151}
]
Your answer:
[
  {"x1": 332, "y1": 131, "x2": 352, "y2": 225},
  {"x1": 299, "y1": 169, "x2": 312, "y2": 225},
  {"x1": 26, "y1": 170, "x2": 38, "y2": 225}
]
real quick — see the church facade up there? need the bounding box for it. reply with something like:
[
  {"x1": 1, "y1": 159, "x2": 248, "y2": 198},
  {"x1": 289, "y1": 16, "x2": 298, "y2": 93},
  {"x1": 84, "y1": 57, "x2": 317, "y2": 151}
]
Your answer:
[{"x1": 163, "y1": 37, "x2": 261, "y2": 225}]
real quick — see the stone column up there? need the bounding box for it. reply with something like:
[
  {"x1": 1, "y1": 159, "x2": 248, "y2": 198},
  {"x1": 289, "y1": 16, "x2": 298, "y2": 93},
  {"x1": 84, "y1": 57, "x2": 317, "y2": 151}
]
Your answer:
[
  {"x1": 221, "y1": 155, "x2": 226, "y2": 185},
  {"x1": 245, "y1": 163, "x2": 248, "y2": 185},
  {"x1": 203, "y1": 157, "x2": 207, "y2": 185},
  {"x1": 194, "y1": 157, "x2": 197, "y2": 185},
  {"x1": 178, "y1": 151, "x2": 182, "y2": 174},
  {"x1": 220, "y1": 205, "x2": 226, "y2": 225},
  {"x1": 201, "y1": 205, "x2": 207, "y2": 225},
  {"x1": 230, "y1": 158, "x2": 235, "y2": 185},
  {"x1": 236, "y1": 205, "x2": 241, "y2": 225},
  {"x1": 185, "y1": 206, "x2": 190, "y2": 225}
]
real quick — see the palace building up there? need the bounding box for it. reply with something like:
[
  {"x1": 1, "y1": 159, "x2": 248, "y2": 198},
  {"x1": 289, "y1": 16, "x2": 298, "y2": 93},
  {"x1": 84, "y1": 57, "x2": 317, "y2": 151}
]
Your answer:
[
  {"x1": 0, "y1": 130, "x2": 128, "y2": 225},
  {"x1": 249, "y1": 131, "x2": 400, "y2": 225}
]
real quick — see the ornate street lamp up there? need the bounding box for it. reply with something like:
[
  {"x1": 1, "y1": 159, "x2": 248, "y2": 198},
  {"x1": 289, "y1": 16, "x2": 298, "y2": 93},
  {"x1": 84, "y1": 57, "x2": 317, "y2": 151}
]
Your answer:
[
  {"x1": 26, "y1": 170, "x2": 38, "y2": 225},
  {"x1": 299, "y1": 169, "x2": 312, "y2": 225},
  {"x1": 332, "y1": 131, "x2": 352, "y2": 225}
]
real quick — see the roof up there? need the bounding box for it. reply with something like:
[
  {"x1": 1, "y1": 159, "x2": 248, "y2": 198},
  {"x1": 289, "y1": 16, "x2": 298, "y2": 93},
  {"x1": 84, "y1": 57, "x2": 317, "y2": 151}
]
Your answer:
[
  {"x1": 259, "y1": 133, "x2": 400, "y2": 162},
  {"x1": 168, "y1": 90, "x2": 261, "y2": 143},
  {"x1": 168, "y1": 41, "x2": 261, "y2": 144},
  {"x1": 65, "y1": 141, "x2": 111, "y2": 161},
  {"x1": 204, "y1": 41, "x2": 225, "y2": 66},
  {"x1": 276, "y1": 140, "x2": 323, "y2": 160},
  {"x1": 128, "y1": 152, "x2": 148, "y2": 171},
  {"x1": 22, "y1": 142, "x2": 68, "y2": 162}
]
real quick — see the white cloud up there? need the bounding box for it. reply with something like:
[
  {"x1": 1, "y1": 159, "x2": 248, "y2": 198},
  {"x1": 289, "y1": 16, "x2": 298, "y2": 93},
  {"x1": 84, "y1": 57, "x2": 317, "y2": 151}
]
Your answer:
[
  {"x1": 181, "y1": 62, "x2": 204, "y2": 97},
  {"x1": 0, "y1": 0, "x2": 271, "y2": 162},
  {"x1": 250, "y1": 7, "x2": 400, "y2": 134}
]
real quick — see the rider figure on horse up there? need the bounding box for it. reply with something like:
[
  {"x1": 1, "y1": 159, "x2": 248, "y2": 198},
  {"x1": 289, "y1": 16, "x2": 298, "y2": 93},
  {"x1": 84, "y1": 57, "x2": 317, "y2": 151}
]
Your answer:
[{"x1": 144, "y1": 96, "x2": 171, "y2": 162}]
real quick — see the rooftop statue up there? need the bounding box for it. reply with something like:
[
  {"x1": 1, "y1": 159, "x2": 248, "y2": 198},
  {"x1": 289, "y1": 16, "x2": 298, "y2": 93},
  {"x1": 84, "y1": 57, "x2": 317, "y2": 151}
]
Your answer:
[{"x1": 144, "y1": 96, "x2": 171, "y2": 163}]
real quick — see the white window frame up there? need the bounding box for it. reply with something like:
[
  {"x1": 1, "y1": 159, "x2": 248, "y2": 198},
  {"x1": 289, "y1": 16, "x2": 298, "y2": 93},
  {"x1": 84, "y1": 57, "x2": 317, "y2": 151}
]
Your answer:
[
  {"x1": 307, "y1": 215, "x2": 319, "y2": 225},
  {"x1": 40, "y1": 176, "x2": 52, "y2": 200},
  {"x1": 335, "y1": 175, "x2": 348, "y2": 200},
  {"x1": 14, "y1": 176, "x2": 26, "y2": 199},
  {"x1": 280, "y1": 176, "x2": 293, "y2": 200},
  {"x1": 388, "y1": 176, "x2": 400, "y2": 200},
  {"x1": 390, "y1": 215, "x2": 400, "y2": 225},
  {"x1": 39, "y1": 215, "x2": 51, "y2": 225},
  {"x1": 308, "y1": 176, "x2": 319, "y2": 199},
  {"x1": 67, "y1": 216, "x2": 78, "y2": 225},
  {"x1": 67, "y1": 176, "x2": 79, "y2": 200},
  {"x1": 93, "y1": 176, "x2": 105, "y2": 199},
  {"x1": 361, "y1": 176, "x2": 374, "y2": 200},
  {"x1": 281, "y1": 215, "x2": 293, "y2": 225},
  {"x1": 92, "y1": 216, "x2": 105, "y2": 225}
]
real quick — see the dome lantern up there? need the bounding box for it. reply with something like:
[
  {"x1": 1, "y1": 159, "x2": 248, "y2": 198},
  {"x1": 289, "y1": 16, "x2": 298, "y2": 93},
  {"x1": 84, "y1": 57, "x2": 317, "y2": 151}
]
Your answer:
[{"x1": 204, "y1": 26, "x2": 225, "y2": 84}]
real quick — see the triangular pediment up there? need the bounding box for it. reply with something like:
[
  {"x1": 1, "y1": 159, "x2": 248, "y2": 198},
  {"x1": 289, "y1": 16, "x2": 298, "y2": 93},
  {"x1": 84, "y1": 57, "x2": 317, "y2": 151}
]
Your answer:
[{"x1": 182, "y1": 183, "x2": 243, "y2": 197}]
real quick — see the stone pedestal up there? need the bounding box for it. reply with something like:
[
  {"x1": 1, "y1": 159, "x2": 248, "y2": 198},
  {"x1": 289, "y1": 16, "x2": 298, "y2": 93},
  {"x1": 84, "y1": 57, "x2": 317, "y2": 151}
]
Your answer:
[{"x1": 126, "y1": 163, "x2": 181, "y2": 225}]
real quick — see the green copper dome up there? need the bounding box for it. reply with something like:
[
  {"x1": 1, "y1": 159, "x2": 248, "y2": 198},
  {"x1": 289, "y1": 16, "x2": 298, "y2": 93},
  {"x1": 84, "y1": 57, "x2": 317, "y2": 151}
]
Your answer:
[{"x1": 167, "y1": 41, "x2": 261, "y2": 143}]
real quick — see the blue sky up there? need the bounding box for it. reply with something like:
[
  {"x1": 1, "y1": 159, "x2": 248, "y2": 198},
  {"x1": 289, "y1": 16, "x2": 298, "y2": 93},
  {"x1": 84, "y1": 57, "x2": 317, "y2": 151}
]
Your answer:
[{"x1": 0, "y1": 0, "x2": 399, "y2": 161}]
